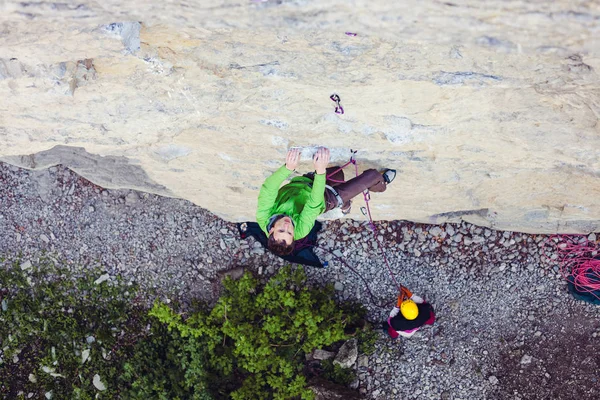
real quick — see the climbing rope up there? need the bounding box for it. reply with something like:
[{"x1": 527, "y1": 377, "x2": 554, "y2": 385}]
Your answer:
[
  {"x1": 545, "y1": 234, "x2": 600, "y2": 300},
  {"x1": 324, "y1": 151, "x2": 404, "y2": 293}
]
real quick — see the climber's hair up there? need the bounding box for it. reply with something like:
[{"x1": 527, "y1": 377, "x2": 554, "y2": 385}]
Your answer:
[{"x1": 267, "y1": 235, "x2": 295, "y2": 256}]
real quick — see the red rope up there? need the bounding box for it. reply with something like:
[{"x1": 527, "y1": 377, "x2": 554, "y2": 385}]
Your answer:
[{"x1": 544, "y1": 234, "x2": 600, "y2": 300}]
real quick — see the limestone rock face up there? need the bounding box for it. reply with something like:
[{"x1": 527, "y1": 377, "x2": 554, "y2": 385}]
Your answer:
[{"x1": 1, "y1": 0, "x2": 599, "y2": 233}]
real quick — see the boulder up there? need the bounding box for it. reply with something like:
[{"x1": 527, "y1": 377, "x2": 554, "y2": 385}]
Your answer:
[{"x1": 333, "y1": 339, "x2": 358, "y2": 369}]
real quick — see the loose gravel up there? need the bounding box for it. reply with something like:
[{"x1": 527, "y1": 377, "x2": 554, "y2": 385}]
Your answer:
[{"x1": 1, "y1": 163, "x2": 599, "y2": 399}]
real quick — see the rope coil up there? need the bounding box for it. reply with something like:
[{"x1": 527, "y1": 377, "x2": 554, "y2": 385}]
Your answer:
[{"x1": 545, "y1": 234, "x2": 600, "y2": 300}]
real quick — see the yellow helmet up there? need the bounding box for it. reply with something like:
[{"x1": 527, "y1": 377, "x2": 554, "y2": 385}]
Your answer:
[{"x1": 400, "y1": 299, "x2": 419, "y2": 320}]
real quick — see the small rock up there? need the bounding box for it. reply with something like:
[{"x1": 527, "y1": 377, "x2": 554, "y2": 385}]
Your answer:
[
  {"x1": 429, "y1": 226, "x2": 442, "y2": 236},
  {"x1": 40, "y1": 234, "x2": 50, "y2": 243},
  {"x1": 81, "y1": 349, "x2": 90, "y2": 364},
  {"x1": 92, "y1": 374, "x2": 106, "y2": 391},
  {"x1": 357, "y1": 354, "x2": 369, "y2": 368},
  {"x1": 520, "y1": 355, "x2": 533, "y2": 365},
  {"x1": 20, "y1": 260, "x2": 32, "y2": 270},
  {"x1": 89, "y1": 206, "x2": 95, "y2": 212},
  {"x1": 312, "y1": 349, "x2": 335, "y2": 360},
  {"x1": 334, "y1": 281, "x2": 344, "y2": 291},
  {"x1": 125, "y1": 192, "x2": 138, "y2": 205},
  {"x1": 94, "y1": 274, "x2": 110, "y2": 285},
  {"x1": 221, "y1": 267, "x2": 244, "y2": 280},
  {"x1": 588, "y1": 233, "x2": 597, "y2": 242},
  {"x1": 488, "y1": 375, "x2": 499, "y2": 385},
  {"x1": 453, "y1": 233, "x2": 463, "y2": 242}
]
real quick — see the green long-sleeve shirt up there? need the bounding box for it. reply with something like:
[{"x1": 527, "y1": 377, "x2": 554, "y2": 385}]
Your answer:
[{"x1": 256, "y1": 165, "x2": 326, "y2": 240}]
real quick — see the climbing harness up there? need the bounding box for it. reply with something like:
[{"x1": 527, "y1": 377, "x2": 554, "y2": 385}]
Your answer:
[{"x1": 330, "y1": 93, "x2": 344, "y2": 115}]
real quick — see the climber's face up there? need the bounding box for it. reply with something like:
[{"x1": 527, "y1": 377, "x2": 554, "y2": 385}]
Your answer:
[{"x1": 269, "y1": 216, "x2": 294, "y2": 245}]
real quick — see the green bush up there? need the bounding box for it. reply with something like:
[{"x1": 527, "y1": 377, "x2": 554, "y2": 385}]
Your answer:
[
  {"x1": 320, "y1": 359, "x2": 355, "y2": 386},
  {"x1": 1, "y1": 259, "x2": 372, "y2": 399},
  {"x1": 120, "y1": 323, "x2": 211, "y2": 400},
  {"x1": 338, "y1": 300, "x2": 378, "y2": 356},
  {"x1": 0, "y1": 258, "x2": 210, "y2": 400},
  {"x1": 356, "y1": 326, "x2": 378, "y2": 356},
  {"x1": 0, "y1": 258, "x2": 146, "y2": 399},
  {"x1": 151, "y1": 265, "x2": 350, "y2": 399}
]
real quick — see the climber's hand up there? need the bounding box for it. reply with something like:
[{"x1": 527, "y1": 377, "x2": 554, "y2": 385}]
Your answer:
[
  {"x1": 313, "y1": 147, "x2": 330, "y2": 174},
  {"x1": 389, "y1": 306, "x2": 400, "y2": 318},
  {"x1": 285, "y1": 148, "x2": 300, "y2": 171}
]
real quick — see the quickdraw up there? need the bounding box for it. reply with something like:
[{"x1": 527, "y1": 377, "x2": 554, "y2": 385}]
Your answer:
[{"x1": 330, "y1": 93, "x2": 344, "y2": 115}]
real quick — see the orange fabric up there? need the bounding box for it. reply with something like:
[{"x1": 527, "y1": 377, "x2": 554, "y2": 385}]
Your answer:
[{"x1": 396, "y1": 286, "x2": 413, "y2": 307}]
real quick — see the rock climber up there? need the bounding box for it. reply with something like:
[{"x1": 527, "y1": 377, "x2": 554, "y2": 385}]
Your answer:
[
  {"x1": 384, "y1": 286, "x2": 435, "y2": 338},
  {"x1": 256, "y1": 147, "x2": 396, "y2": 256}
]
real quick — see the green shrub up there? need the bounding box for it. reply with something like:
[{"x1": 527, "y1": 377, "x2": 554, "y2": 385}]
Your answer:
[
  {"x1": 0, "y1": 258, "x2": 146, "y2": 399},
  {"x1": 356, "y1": 325, "x2": 378, "y2": 356},
  {"x1": 320, "y1": 359, "x2": 355, "y2": 386},
  {"x1": 151, "y1": 265, "x2": 350, "y2": 399},
  {"x1": 338, "y1": 300, "x2": 378, "y2": 355},
  {"x1": 0, "y1": 258, "x2": 211, "y2": 400},
  {"x1": 1, "y1": 258, "x2": 372, "y2": 399},
  {"x1": 120, "y1": 323, "x2": 211, "y2": 400}
]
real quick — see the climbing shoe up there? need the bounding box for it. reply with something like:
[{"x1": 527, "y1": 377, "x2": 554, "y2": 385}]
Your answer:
[{"x1": 382, "y1": 169, "x2": 396, "y2": 184}]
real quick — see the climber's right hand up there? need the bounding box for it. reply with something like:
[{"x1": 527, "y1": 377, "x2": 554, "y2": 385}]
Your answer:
[{"x1": 313, "y1": 147, "x2": 330, "y2": 174}]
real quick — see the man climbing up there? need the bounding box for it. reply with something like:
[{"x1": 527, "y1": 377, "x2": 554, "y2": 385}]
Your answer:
[
  {"x1": 256, "y1": 147, "x2": 396, "y2": 256},
  {"x1": 384, "y1": 286, "x2": 435, "y2": 338}
]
